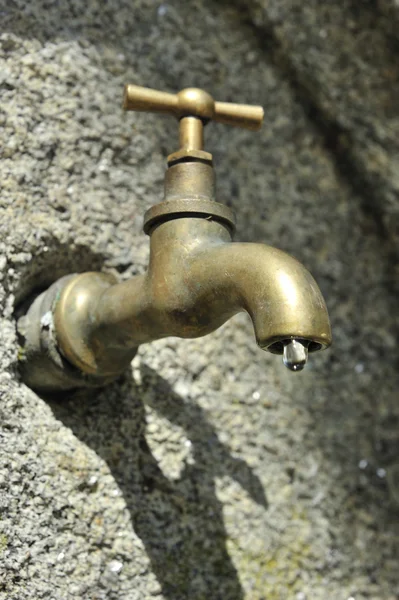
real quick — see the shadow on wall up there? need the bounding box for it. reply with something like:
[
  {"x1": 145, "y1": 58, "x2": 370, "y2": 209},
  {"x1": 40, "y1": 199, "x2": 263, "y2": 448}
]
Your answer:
[{"x1": 48, "y1": 364, "x2": 268, "y2": 600}]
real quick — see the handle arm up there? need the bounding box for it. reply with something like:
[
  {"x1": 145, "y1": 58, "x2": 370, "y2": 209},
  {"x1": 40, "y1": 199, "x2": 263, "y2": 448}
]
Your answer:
[{"x1": 123, "y1": 84, "x2": 264, "y2": 131}]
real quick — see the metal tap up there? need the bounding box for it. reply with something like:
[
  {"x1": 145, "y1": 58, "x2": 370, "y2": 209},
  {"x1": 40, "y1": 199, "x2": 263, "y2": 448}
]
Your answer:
[{"x1": 18, "y1": 85, "x2": 332, "y2": 392}]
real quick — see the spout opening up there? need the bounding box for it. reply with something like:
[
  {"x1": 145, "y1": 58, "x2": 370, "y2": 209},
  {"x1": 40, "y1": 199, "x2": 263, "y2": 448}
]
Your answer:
[{"x1": 265, "y1": 338, "x2": 325, "y2": 355}]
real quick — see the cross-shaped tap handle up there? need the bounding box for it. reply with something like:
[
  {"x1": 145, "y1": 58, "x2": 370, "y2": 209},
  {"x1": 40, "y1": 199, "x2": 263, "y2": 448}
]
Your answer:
[{"x1": 123, "y1": 85, "x2": 264, "y2": 131}]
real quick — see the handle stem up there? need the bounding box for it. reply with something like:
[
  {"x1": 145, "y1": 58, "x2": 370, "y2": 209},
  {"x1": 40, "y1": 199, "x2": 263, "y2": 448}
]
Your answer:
[{"x1": 179, "y1": 117, "x2": 204, "y2": 151}]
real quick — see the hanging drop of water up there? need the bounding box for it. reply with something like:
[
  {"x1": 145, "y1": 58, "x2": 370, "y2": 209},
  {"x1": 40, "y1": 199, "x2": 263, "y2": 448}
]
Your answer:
[{"x1": 283, "y1": 339, "x2": 308, "y2": 371}]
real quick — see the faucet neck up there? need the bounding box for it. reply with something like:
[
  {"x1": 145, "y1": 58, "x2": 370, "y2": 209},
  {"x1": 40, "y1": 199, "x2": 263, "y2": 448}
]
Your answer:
[
  {"x1": 164, "y1": 160, "x2": 216, "y2": 202},
  {"x1": 149, "y1": 215, "x2": 233, "y2": 251},
  {"x1": 143, "y1": 160, "x2": 236, "y2": 235}
]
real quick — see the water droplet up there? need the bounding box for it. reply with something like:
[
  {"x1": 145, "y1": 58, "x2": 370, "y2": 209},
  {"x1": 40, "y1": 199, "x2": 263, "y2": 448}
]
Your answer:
[
  {"x1": 252, "y1": 391, "x2": 260, "y2": 401},
  {"x1": 109, "y1": 560, "x2": 123, "y2": 573},
  {"x1": 283, "y1": 340, "x2": 308, "y2": 371},
  {"x1": 87, "y1": 475, "x2": 98, "y2": 487},
  {"x1": 358, "y1": 459, "x2": 368, "y2": 470},
  {"x1": 354, "y1": 363, "x2": 364, "y2": 373},
  {"x1": 158, "y1": 4, "x2": 167, "y2": 17},
  {"x1": 296, "y1": 593, "x2": 306, "y2": 600},
  {"x1": 57, "y1": 552, "x2": 65, "y2": 561},
  {"x1": 184, "y1": 439, "x2": 192, "y2": 448},
  {"x1": 111, "y1": 489, "x2": 120, "y2": 496},
  {"x1": 377, "y1": 468, "x2": 386, "y2": 479}
]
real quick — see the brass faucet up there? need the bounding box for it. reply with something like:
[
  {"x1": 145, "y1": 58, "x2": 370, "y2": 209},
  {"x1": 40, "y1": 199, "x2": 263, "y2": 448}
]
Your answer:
[{"x1": 18, "y1": 85, "x2": 332, "y2": 392}]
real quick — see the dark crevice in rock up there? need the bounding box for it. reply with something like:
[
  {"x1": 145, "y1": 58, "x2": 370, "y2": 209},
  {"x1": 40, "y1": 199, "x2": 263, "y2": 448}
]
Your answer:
[
  {"x1": 13, "y1": 240, "x2": 106, "y2": 315},
  {"x1": 221, "y1": 1, "x2": 394, "y2": 242}
]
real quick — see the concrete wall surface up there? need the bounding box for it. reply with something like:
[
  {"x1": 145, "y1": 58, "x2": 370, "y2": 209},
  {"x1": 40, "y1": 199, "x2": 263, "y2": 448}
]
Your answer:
[{"x1": 0, "y1": 1, "x2": 398, "y2": 598}]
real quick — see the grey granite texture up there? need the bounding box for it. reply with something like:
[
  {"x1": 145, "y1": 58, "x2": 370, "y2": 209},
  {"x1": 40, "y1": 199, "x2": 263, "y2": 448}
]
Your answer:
[{"x1": 0, "y1": 0, "x2": 398, "y2": 599}]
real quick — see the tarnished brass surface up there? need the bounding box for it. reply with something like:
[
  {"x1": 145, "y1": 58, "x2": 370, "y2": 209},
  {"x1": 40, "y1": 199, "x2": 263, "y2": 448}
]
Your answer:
[
  {"x1": 179, "y1": 116, "x2": 204, "y2": 151},
  {"x1": 53, "y1": 272, "x2": 137, "y2": 376},
  {"x1": 53, "y1": 217, "x2": 331, "y2": 378},
  {"x1": 143, "y1": 161, "x2": 236, "y2": 234},
  {"x1": 96, "y1": 218, "x2": 331, "y2": 353},
  {"x1": 164, "y1": 161, "x2": 216, "y2": 201},
  {"x1": 124, "y1": 85, "x2": 264, "y2": 170},
  {"x1": 143, "y1": 199, "x2": 236, "y2": 235},
  {"x1": 123, "y1": 85, "x2": 264, "y2": 130},
  {"x1": 167, "y1": 148, "x2": 213, "y2": 167}
]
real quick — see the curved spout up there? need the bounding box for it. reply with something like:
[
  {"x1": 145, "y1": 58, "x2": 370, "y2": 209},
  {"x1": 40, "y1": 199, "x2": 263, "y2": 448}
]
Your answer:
[
  {"x1": 66, "y1": 217, "x2": 331, "y2": 377},
  {"x1": 188, "y1": 241, "x2": 331, "y2": 352}
]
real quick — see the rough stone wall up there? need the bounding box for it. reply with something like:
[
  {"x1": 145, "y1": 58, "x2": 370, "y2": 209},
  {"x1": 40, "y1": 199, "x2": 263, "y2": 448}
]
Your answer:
[{"x1": 0, "y1": 1, "x2": 398, "y2": 598}]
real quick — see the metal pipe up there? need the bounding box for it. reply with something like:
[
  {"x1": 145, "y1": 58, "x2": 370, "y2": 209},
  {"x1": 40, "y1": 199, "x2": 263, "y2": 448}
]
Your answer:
[{"x1": 179, "y1": 116, "x2": 204, "y2": 151}]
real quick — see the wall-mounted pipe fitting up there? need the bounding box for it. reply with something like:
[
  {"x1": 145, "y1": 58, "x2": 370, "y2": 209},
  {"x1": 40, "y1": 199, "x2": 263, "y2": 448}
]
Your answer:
[{"x1": 18, "y1": 85, "x2": 331, "y2": 393}]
